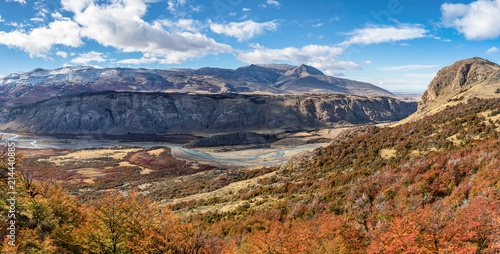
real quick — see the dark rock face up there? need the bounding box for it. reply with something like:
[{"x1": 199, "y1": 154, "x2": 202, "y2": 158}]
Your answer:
[
  {"x1": 419, "y1": 57, "x2": 499, "y2": 108},
  {"x1": 0, "y1": 92, "x2": 417, "y2": 135}
]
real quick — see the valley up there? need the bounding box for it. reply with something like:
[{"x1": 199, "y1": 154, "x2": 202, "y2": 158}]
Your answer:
[
  {"x1": 3, "y1": 58, "x2": 500, "y2": 253},
  {"x1": 3, "y1": 127, "x2": 336, "y2": 166}
]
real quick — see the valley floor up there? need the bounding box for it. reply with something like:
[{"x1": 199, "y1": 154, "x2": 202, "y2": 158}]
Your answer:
[{"x1": 1, "y1": 126, "x2": 350, "y2": 166}]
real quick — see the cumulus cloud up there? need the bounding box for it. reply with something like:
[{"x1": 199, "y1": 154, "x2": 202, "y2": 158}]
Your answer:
[
  {"x1": 61, "y1": 0, "x2": 231, "y2": 64},
  {"x1": 442, "y1": 0, "x2": 500, "y2": 40},
  {"x1": 341, "y1": 24, "x2": 428, "y2": 45},
  {"x1": 0, "y1": 15, "x2": 4, "y2": 23},
  {"x1": 0, "y1": 19, "x2": 83, "y2": 57},
  {"x1": 237, "y1": 44, "x2": 359, "y2": 75},
  {"x1": 71, "y1": 51, "x2": 107, "y2": 64},
  {"x1": 378, "y1": 65, "x2": 438, "y2": 71},
  {"x1": 487, "y1": 47, "x2": 499, "y2": 54},
  {"x1": 242, "y1": 8, "x2": 251, "y2": 12},
  {"x1": 210, "y1": 20, "x2": 278, "y2": 41}
]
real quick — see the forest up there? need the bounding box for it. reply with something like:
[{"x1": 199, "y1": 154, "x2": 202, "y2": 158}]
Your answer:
[{"x1": 2, "y1": 98, "x2": 500, "y2": 253}]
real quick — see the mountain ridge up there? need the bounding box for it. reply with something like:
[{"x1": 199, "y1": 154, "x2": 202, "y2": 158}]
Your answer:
[
  {"x1": 0, "y1": 64, "x2": 393, "y2": 107},
  {"x1": 0, "y1": 91, "x2": 416, "y2": 135}
]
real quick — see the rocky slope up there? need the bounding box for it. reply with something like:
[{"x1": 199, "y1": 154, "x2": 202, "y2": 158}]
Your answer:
[
  {"x1": 0, "y1": 91, "x2": 417, "y2": 135},
  {"x1": 399, "y1": 57, "x2": 500, "y2": 124},
  {"x1": 419, "y1": 57, "x2": 500, "y2": 107},
  {"x1": 0, "y1": 64, "x2": 393, "y2": 107}
]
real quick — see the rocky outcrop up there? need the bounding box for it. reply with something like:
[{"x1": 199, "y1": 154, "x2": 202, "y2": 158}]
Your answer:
[
  {"x1": 419, "y1": 57, "x2": 500, "y2": 107},
  {"x1": 0, "y1": 91, "x2": 417, "y2": 135}
]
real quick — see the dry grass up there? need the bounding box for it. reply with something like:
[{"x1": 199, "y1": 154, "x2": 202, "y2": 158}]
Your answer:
[
  {"x1": 147, "y1": 148, "x2": 164, "y2": 156},
  {"x1": 164, "y1": 171, "x2": 278, "y2": 205},
  {"x1": 69, "y1": 167, "x2": 106, "y2": 184},
  {"x1": 117, "y1": 161, "x2": 154, "y2": 175},
  {"x1": 446, "y1": 134, "x2": 463, "y2": 146},
  {"x1": 380, "y1": 149, "x2": 396, "y2": 159},
  {"x1": 40, "y1": 148, "x2": 141, "y2": 166}
]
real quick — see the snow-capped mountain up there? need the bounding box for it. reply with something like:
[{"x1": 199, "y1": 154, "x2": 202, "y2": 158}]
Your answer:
[{"x1": 0, "y1": 64, "x2": 393, "y2": 107}]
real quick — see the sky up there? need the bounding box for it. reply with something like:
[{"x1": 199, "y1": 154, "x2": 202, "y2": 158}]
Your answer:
[{"x1": 0, "y1": 0, "x2": 500, "y2": 93}]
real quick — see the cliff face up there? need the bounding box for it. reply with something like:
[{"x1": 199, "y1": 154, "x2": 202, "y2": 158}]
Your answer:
[
  {"x1": 0, "y1": 92, "x2": 417, "y2": 135},
  {"x1": 419, "y1": 57, "x2": 500, "y2": 107},
  {"x1": 395, "y1": 57, "x2": 500, "y2": 126}
]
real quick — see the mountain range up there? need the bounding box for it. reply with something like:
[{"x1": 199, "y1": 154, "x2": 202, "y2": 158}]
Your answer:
[{"x1": 0, "y1": 64, "x2": 392, "y2": 107}]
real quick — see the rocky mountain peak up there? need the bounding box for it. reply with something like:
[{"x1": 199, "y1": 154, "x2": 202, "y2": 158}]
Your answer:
[
  {"x1": 419, "y1": 57, "x2": 500, "y2": 107},
  {"x1": 283, "y1": 64, "x2": 324, "y2": 78}
]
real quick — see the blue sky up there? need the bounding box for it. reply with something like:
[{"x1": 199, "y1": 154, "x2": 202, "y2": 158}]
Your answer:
[{"x1": 0, "y1": 0, "x2": 500, "y2": 93}]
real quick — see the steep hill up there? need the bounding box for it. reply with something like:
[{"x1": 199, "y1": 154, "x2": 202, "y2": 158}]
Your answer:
[
  {"x1": 0, "y1": 91, "x2": 416, "y2": 135},
  {"x1": 0, "y1": 64, "x2": 393, "y2": 107},
  {"x1": 401, "y1": 57, "x2": 500, "y2": 124}
]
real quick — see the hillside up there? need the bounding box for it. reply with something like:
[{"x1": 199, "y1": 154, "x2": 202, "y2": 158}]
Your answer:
[
  {"x1": 0, "y1": 64, "x2": 393, "y2": 107},
  {"x1": 0, "y1": 91, "x2": 416, "y2": 135},
  {"x1": 4, "y1": 58, "x2": 500, "y2": 253},
  {"x1": 400, "y1": 57, "x2": 500, "y2": 124},
  {"x1": 4, "y1": 97, "x2": 500, "y2": 253}
]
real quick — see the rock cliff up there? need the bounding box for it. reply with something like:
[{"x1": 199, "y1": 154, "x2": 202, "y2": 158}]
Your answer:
[
  {"x1": 0, "y1": 91, "x2": 417, "y2": 135},
  {"x1": 419, "y1": 57, "x2": 500, "y2": 108}
]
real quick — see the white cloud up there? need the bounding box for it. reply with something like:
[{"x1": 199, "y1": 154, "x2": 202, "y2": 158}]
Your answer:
[
  {"x1": 242, "y1": 8, "x2": 251, "y2": 12},
  {"x1": 442, "y1": 0, "x2": 500, "y2": 40},
  {"x1": 62, "y1": 0, "x2": 232, "y2": 64},
  {"x1": 159, "y1": 19, "x2": 204, "y2": 33},
  {"x1": 237, "y1": 44, "x2": 359, "y2": 75},
  {"x1": 378, "y1": 65, "x2": 438, "y2": 71},
  {"x1": 362, "y1": 60, "x2": 373, "y2": 65},
  {"x1": 30, "y1": 17, "x2": 45, "y2": 22},
  {"x1": 313, "y1": 23, "x2": 324, "y2": 28},
  {"x1": 341, "y1": 24, "x2": 428, "y2": 45},
  {"x1": 6, "y1": 0, "x2": 26, "y2": 4},
  {"x1": 166, "y1": 0, "x2": 201, "y2": 16},
  {"x1": 71, "y1": 51, "x2": 107, "y2": 64},
  {"x1": 167, "y1": 0, "x2": 188, "y2": 13},
  {"x1": 486, "y1": 46, "x2": 499, "y2": 54},
  {"x1": 210, "y1": 20, "x2": 278, "y2": 41},
  {"x1": 0, "y1": 15, "x2": 4, "y2": 23},
  {"x1": 56, "y1": 51, "x2": 68, "y2": 58},
  {"x1": 267, "y1": 0, "x2": 281, "y2": 7},
  {"x1": 6, "y1": 22, "x2": 28, "y2": 28},
  {"x1": 52, "y1": 12, "x2": 64, "y2": 20},
  {"x1": 260, "y1": 0, "x2": 281, "y2": 8},
  {"x1": 0, "y1": 19, "x2": 83, "y2": 57}
]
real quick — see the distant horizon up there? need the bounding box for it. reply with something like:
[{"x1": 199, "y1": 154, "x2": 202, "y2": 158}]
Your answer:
[{"x1": 1, "y1": 0, "x2": 499, "y2": 93}]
